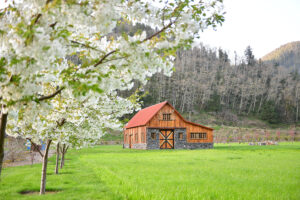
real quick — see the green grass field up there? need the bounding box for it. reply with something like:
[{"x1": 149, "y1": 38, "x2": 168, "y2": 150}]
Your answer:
[{"x1": 1, "y1": 143, "x2": 300, "y2": 200}]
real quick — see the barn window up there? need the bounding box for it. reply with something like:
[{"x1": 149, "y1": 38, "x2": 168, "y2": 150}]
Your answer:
[
  {"x1": 151, "y1": 132, "x2": 156, "y2": 139},
  {"x1": 163, "y1": 113, "x2": 171, "y2": 121},
  {"x1": 179, "y1": 133, "x2": 183, "y2": 140},
  {"x1": 190, "y1": 132, "x2": 207, "y2": 139}
]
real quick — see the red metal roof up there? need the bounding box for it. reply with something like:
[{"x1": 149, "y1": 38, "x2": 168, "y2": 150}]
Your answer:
[
  {"x1": 125, "y1": 101, "x2": 213, "y2": 130},
  {"x1": 125, "y1": 101, "x2": 168, "y2": 128}
]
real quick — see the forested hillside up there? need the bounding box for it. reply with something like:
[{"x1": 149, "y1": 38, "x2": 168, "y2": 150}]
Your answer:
[
  {"x1": 113, "y1": 23, "x2": 299, "y2": 125},
  {"x1": 262, "y1": 41, "x2": 300, "y2": 72},
  {"x1": 141, "y1": 45, "x2": 300, "y2": 125}
]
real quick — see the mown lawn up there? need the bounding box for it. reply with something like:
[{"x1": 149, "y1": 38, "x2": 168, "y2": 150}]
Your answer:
[{"x1": 0, "y1": 143, "x2": 300, "y2": 200}]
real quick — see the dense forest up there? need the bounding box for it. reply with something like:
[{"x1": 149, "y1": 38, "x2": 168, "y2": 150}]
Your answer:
[{"x1": 140, "y1": 45, "x2": 300, "y2": 125}]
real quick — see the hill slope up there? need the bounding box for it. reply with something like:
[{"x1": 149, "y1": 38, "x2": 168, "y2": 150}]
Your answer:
[{"x1": 261, "y1": 41, "x2": 300, "y2": 71}]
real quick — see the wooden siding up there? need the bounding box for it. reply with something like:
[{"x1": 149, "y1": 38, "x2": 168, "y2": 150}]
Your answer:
[
  {"x1": 186, "y1": 125, "x2": 213, "y2": 143},
  {"x1": 147, "y1": 104, "x2": 185, "y2": 127},
  {"x1": 124, "y1": 126, "x2": 147, "y2": 145}
]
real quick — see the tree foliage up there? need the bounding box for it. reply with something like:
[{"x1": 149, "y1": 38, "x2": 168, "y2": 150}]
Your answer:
[{"x1": 0, "y1": 0, "x2": 225, "y2": 193}]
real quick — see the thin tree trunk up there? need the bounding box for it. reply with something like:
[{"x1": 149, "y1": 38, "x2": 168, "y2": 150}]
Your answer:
[
  {"x1": 296, "y1": 87, "x2": 299, "y2": 122},
  {"x1": 257, "y1": 95, "x2": 264, "y2": 113},
  {"x1": 0, "y1": 111, "x2": 8, "y2": 179},
  {"x1": 247, "y1": 100, "x2": 253, "y2": 115},
  {"x1": 60, "y1": 144, "x2": 65, "y2": 169},
  {"x1": 40, "y1": 139, "x2": 52, "y2": 195},
  {"x1": 55, "y1": 143, "x2": 60, "y2": 174},
  {"x1": 239, "y1": 90, "x2": 244, "y2": 114},
  {"x1": 253, "y1": 94, "x2": 257, "y2": 112},
  {"x1": 296, "y1": 101, "x2": 299, "y2": 122},
  {"x1": 63, "y1": 146, "x2": 69, "y2": 167}
]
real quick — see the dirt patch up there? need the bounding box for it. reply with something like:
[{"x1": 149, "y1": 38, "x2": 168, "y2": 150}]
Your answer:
[{"x1": 19, "y1": 189, "x2": 61, "y2": 195}]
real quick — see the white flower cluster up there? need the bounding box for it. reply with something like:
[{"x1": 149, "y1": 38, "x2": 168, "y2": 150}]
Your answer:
[{"x1": 0, "y1": 0, "x2": 224, "y2": 146}]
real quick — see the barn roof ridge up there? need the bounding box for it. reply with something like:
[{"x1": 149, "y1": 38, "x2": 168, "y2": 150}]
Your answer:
[{"x1": 124, "y1": 101, "x2": 213, "y2": 130}]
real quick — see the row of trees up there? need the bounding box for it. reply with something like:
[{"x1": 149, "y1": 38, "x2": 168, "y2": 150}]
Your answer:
[
  {"x1": 0, "y1": 0, "x2": 224, "y2": 195},
  {"x1": 144, "y1": 45, "x2": 300, "y2": 124}
]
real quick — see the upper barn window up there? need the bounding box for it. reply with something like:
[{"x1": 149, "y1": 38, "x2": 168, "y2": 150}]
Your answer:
[
  {"x1": 163, "y1": 113, "x2": 171, "y2": 121},
  {"x1": 190, "y1": 132, "x2": 207, "y2": 139}
]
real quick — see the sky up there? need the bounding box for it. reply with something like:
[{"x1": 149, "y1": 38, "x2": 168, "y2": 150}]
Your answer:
[
  {"x1": 1, "y1": 0, "x2": 299, "y2": 60},
  {"x1": 198, "y1": 0, "x2": 300, "y2": 60}
]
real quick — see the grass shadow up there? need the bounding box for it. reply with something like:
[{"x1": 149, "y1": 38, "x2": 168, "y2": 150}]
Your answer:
[{"x1": 19, "y1": 188, "x2": 62, "y2": 195}]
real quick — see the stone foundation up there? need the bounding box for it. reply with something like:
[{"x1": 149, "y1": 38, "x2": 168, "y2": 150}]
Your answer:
[
  {"x1": 132, "y1": 143, "x2": 147, "y2": 149},
  {"x1": 186, "y1": 142, "x2": 213, "y2": 149},
  {"x1": 123, "y1": 143, "x2": 147, "y2": 149}
]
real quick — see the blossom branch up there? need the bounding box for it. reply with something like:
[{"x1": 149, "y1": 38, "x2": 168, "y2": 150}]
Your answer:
[
  {"x1": 141, "y1": 21, "x2": 174, "y2": 43},
  {"x1": 94, "y1": 50, "x2": 118, "y2": 67},
  {"x1": 38, "y1": 86, "x2": 65, "y2": 101},
  {"x1": 141, "y1": 4, "x2": 181, "y2": 43},
  {"x1": 70, "y1": 40, "x2": 104, "y2": 53}
]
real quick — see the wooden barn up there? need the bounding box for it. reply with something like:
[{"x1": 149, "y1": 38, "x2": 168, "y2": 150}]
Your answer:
[{"x1": 123, "y1": 101, "x2": 213, "y2": 149}]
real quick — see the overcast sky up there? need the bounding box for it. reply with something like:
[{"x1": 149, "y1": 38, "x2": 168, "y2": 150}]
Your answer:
[
  {"x1": 198, "y1": 0, "x2": 300, "y2": 60},
  {"x1": 1, "y1": 0, "x2": 300, "y2": 60}
]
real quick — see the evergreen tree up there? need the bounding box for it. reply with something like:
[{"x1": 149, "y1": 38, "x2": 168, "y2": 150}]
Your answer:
[{"x1": 244, "y1": 45, "x2": 255, "y2": 66}]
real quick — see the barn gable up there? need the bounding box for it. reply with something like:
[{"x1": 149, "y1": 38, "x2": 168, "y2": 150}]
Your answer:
[{"x1": 147, "y1": 103, "x2": 185, "y2": 128}]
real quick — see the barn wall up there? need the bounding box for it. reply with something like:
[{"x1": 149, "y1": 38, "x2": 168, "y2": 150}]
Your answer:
[
  {"x1": 186, "y1": 124, "x2": 213, "y2": 143},
  {"x1": 146, "y1": 128, "x2": 160, "y2": 149},
  {"x1": 174, "y1": 128, "x2": 187, "y2": 149},
  {"x1": 123, "y1": 126, "x2": 147, "y2": 149},
  {"x1": 146, "y1": 128, "x2": 187, "y2": 149}
]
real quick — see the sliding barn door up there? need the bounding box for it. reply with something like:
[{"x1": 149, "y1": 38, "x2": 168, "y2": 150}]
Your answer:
[{"x1": 159, "y1": 129, "x2": 174, "y2": 149}]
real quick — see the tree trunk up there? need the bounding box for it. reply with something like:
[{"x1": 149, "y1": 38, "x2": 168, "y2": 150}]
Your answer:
[
  {"x1": 55, "y1": 143, "x2": 60, "y2": 174},
  {"x1": 60, "y1": 144, "x2": 65, "y2": 169},
  {"x1": 239, "y1": 90, "x2": 244, "y2": 114},
  {"x1": 296, "y1": 87, "x2": 299, "y2": 122},
  {"x1": 257, "y1": 95, "x2": 264, "y2": 113},
  {"x1": 296, "y1": 101, "x2": 299, "y2": 123},
  {"x1": 40, "y1": 139, "x2": 52, "y2": 195},
  {"x1": 0, "y1": 112, "x2": 8, "y2": 179}
]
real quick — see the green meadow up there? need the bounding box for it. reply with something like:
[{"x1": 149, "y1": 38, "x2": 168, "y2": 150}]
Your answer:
[{"x1": 0, "y1": 143, "x2": 300, "y2": 200}]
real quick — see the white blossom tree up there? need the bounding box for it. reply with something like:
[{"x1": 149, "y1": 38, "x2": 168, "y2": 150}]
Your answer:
[
  {"x1": 0, "y1": 0, "x2": 224, "y2": 192},
  {"x1": 7, "y1": 88, "x2": 138, "y2": 193}
]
